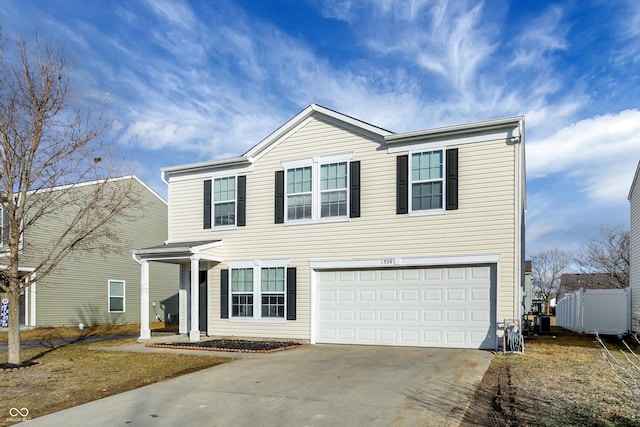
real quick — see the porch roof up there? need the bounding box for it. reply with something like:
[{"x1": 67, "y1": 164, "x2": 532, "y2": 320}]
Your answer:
[{"x1": 132, "y1": 240, "x2": 222, "y2": 264}]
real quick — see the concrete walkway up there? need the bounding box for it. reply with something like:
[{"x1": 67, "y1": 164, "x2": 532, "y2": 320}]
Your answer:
[{"x1": 18, "y1": 343, "x2": 492, "y2": 427}]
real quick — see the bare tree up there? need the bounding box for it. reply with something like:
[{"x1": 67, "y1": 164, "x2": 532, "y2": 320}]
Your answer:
[
  {"x1": 531, "y1": 249, "x2": 572, "y2": 314},
  {"x1": 0, "y1": 31, "x2": 138, "y2": 365},
  {"x1": 574, "y1": 224, "x2": 629, "y2": 289}
]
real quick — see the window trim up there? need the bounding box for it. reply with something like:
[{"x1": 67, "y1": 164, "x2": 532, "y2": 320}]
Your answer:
[
  {"x1": 108, "y1": 279, "x2": 125, "y2": 313},
  {"x1": 408, "y1": 149, "x2": 446, "y2": 216},
  {"x1": 227, "y1": 260, "x2": 290, "y2": 323},
  {"x1": 281, "y1": 153, "x2": 353, "y2": 224}
]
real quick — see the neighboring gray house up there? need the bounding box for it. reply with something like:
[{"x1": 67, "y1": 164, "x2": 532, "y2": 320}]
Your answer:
[
  {"x1": 0, "y1": 176, "x2": 178, "y2": 327},
  {"x1": 134, "y1": 105, "x2": 526, "y2": 350},
  {"x1": 630, "y1": 161, "x2": 640, "y2": 332}
]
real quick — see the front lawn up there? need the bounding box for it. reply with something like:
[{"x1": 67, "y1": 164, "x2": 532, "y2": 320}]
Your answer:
[
  {"x1": 462, "y1": 327, "x2": 640, "y2": 426},
  {"x1": 0, "y1": 325, "x2": 229, "y2": 426}
]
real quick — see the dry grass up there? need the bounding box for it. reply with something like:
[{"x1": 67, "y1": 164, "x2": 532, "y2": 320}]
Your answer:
[
  {"x1": 0, "y1": 324, "x2": 229, "y2": 426},
  {"x1": 463, "y1": 327, "x2": 640, "y2": 426},
  {"x1": 0, "y1": 322, "x2": 177, "y2": 344}
]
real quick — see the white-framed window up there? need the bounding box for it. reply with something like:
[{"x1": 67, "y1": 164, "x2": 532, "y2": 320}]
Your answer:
[
  {"x1": 283, "y1": 153, "x2": 352, "y2": 223},
  {"x1": 214, "y1": 176, "x2": 236, "y2": 226},
  {"x1": 260, "y1": 267, "x2": 285, "y2": 318},
  {"x1": 410, "y1": 150, "x2": 444, "y2": 211},
  {"x1": 108, "y1": 280, "x2": 125, "y2": 312},
  {"x1": 287, "y1": 167, "x2": 312, "y2": 220},
  {"x1": 228, "y1": 261, "x2": 288, "y2": 321},
  {"x1": 231, "y1": 268, "x2": 253, "y2": 317},
  {"x1": 320, "y1": 162, "x2": 348, "y2": 217}
]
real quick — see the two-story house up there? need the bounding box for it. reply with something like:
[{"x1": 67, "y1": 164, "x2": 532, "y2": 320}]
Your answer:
[
  {"x1": 134, "y1": 105, "x2": 526, "y2": 350},
  {"x1": 1, "y1": 176, "x2": 178, "y2": 327}
]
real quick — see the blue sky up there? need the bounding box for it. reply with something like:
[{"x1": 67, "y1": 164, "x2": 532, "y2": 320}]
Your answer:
[{"x1": 1, "y1": 0, "x2": 639, "y2": 257}]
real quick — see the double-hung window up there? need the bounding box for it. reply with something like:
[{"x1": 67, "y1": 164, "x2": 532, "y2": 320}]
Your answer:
[
  {"x1": 411, "y1": 150, "x2": 443, "y2": 211},
  {"x1": 231, "y1": 268, "x2": 253, "y2": 317},
  {"x1": 320, "y1": 163, "x2": 348, "y2": 217},
  {"x1": 108, "y1": 280, "x2": 125, "y2": 312},
  {"x1": 281, "y1": 153, "x2": 354, "y2": 223},
  {"x1": 204, "y1": 175, "x2": 246, "y2": 229},
  {"x1": 228, "y1": 263, "x2": 289, "y2": 321},
  {"x1": 260, "y1": 267, "x2": 285, "y2": 318},
  {"x1": 287, "y1": 167, "x2": 312, "y2": 220},
  {"x1": 214, "y1": 177, "x2": 236, "y2": 226}
]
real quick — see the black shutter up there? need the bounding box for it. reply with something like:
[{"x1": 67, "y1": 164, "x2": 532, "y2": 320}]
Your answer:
[
  {"x1": 237, "y1": 175, "x2": 246, "y2": 226},
  {"x1": 286, "y1": 267, "x2": 296, "y2": 320},
  {"x1": 203, "y1": 179, "x2": 212, "y2": 229},
  {"x1": 446, "y1": 149, "x2": 459, "y2": 210},
  {"x1": 275, "y1": 170, "x2": 285, "y2": 224},
  {"x1": 220, "y1": 269, "x2": 229, "y2": 319},
  {"x1": 396, "y1": 155, "x2": 409, "y2": 214},
  {"x1": 349, "y1": 161, "x2": 361, "y2": 218}
]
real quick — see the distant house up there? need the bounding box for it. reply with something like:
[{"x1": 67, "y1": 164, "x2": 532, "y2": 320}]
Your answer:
[
  {"x1": 134, "y1": 104, "x2": 526, "y2": 350},
  {"x1": 630, "y1": 161, "x2": 640, "y2": 332},
  {"x1": 558, "y1": 273, "x2": 619, "y2": 298},
  {"x1": 0, "y1": 176, "x2": 178, "y2": 327}
]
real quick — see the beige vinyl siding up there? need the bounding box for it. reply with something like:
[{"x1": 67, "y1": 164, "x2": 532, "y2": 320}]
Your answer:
[
  {"x1": 21, "y1": 178, "x2": 178, "y2": 326},
  {"x1": 631, "y1": 175, "x2": 640, "y2": 331},
  {"x1": 169, "y1": 117, "x2": 521, "y2": 340}
]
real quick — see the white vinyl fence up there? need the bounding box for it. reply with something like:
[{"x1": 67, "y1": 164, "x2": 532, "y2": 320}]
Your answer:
[{"x1": 556, "y1": 288, "x2": 630, "y2": 335}]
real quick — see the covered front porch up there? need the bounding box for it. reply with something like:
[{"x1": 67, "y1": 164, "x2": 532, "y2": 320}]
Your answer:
[{"x1": 132, "y1": 240, "x2": 222, "y2": 342}]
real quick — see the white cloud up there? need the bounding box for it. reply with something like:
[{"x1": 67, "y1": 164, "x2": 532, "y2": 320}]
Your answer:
[{"x1": 528, "y1": 109, "x2": 640, "y2": 201}]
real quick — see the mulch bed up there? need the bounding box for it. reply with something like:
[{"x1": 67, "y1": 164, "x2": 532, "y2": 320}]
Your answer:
[
  {"x1": 0, "y1": 360, "x2": 43, "y2": 373},
  {"x1": 146, "y1": 339, "x2": 303, "y2": 353}
]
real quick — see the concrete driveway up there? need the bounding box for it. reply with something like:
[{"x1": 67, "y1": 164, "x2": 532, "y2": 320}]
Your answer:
[{"x1": 19, "y1": 344, "x2": 492, "y2": 427}]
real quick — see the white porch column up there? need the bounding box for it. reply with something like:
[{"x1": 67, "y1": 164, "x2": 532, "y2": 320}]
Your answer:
[
  {"x1": 179, "y1": 264, "x2": 188, "y2": 335},
  {"x1": 189, "y1": 256, "x2": 200, "y2": 341},
  {"x1": 139, "y1": 260, "x2": 151, "y2": 340}
]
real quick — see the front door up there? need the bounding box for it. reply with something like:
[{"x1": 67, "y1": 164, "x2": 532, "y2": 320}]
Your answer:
[{"x1": 198, "y1": 271, "x2": 208, "y2": 333}]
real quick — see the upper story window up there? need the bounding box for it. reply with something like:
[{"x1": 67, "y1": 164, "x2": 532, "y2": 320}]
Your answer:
[
  {"x1": 204, "y1": 175, "x2": 246, "y2": 229},
  {"x1": 287, "y1": 167, "x2": 312, "y2": 220},
  {"x1": 214, "y1": 177, "x2": 236, "y2": 226},
  {"x1": 320, "y1": 163, "x2": 348, "y2": 217},
  {"x1": 396, "y1": 148, "x2": 457, "y2": 215},
  {"x1": 278, "y1": 153, "x2": 357, "y2": 224},
  {"x1": 411, "y1": 150, "x2": 443, "y2": 211}
]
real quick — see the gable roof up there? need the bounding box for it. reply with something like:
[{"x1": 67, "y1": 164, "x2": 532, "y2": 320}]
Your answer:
[
  {"x1": 162, "y1": 104, "x2": 393, "y2": 177},
  {"x1": 161, "y1": 104, "x2": 524, "y2": 178}
]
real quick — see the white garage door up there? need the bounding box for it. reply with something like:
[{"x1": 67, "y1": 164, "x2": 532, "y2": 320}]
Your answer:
[{"x1": 316, "y1": 265, "x2": 496, "y2": 349}]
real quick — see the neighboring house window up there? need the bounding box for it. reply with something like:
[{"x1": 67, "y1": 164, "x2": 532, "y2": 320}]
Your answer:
[
  {"x1": 214, "y1": 176, "x2": 236, "y2": 226},
  {"x1": 203, "y1": 175, "x2": 246, "y2": 229},
  {"x1": 411, "y1": 150, "x2": 443, "y2": 211},
  {"x1": 108, "y1": 280, "x2": 125, "y2": 312},
  {"x1": 223, "y1": 262, "x2": 296, "y2": 321},
  {"x1": 231, "y1": 268, "x2": 253, "y2": 317},
  {"x1": 276, "y1": 154, "x2": 358, "y2": 224}
]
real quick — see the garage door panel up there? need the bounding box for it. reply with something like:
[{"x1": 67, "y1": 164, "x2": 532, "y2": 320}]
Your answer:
[{"x1": 316, "y1": 266, "x2": 496, "y2": 349}]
